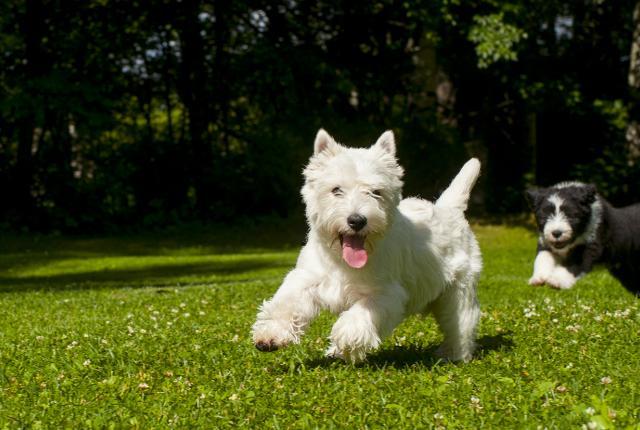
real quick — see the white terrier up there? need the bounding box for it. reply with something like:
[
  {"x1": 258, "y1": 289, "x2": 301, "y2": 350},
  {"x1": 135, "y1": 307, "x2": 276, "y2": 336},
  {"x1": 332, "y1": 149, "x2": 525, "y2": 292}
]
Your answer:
[{"x1": 252, "y1": 129, "x2": 482, "y2": 363}]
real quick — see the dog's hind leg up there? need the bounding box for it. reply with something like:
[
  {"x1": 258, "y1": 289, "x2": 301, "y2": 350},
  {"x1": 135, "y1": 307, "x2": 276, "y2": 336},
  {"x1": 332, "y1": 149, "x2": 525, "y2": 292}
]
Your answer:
[{"x1": 430, "y1": 282, "x2": 480, "y2": 362}]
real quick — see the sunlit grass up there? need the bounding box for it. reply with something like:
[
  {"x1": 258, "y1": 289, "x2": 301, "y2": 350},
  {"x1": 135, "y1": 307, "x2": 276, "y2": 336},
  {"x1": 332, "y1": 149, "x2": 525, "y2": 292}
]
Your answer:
[{"x1": 0, "y1": 223, "x2": 638, "y2": 428}]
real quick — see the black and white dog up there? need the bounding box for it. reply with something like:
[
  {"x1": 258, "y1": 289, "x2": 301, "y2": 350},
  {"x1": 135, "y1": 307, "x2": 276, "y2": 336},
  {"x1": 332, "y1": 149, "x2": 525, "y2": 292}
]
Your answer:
[{"x1": 526, "y1": 181, "x2": 640, "y2": 296}]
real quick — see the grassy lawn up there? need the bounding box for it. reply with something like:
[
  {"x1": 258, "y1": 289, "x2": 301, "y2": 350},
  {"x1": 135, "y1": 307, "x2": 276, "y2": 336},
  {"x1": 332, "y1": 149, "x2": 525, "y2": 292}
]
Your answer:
[{"x1": 0, "y1": 222, "x2": 638, "y2": 428}]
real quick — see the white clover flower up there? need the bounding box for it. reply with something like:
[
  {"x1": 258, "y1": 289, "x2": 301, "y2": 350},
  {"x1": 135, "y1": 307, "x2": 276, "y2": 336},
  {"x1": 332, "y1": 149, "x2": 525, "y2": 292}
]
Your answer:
[
  {"x1": 395, "y1": 336, "x2": 407, "y2": 346},
  {"x1": 585, "y1": 407, "x2": 595, "y2": 415},
  {"x1": 613, "y1": 309, "x2": 630, "y2": 318},
  {"x1": 600, "y1": 376, "x2": 612, "y2": 385},
  {"x1": 83, "y1": 359, "x2": 91, "y2": 366}
]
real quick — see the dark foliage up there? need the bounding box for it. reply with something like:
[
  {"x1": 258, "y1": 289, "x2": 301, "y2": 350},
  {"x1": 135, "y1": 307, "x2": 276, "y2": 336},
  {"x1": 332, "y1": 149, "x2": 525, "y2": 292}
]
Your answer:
[{"x1": 0, "y1": 0, "x2": 638, "y2": 231}]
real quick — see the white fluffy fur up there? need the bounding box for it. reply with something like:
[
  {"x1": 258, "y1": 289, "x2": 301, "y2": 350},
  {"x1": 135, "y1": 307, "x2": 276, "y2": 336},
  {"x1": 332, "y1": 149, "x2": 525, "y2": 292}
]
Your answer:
[
  {"x1": 528, "y1": 250, "x2": 578, "y2": 289},
  {"x1": 252, "y1": 129, "x2": 482, "y2": 363}
]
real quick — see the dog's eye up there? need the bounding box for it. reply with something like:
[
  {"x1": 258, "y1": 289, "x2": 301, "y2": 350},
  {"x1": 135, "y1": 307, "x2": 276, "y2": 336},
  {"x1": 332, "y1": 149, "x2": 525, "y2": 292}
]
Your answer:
[
  {"x1": 332, "y1": 186, "x2": 342, "y2": 196},
  {"x1": 371, "y1": 190, "x2": 382, "y2": 198}
]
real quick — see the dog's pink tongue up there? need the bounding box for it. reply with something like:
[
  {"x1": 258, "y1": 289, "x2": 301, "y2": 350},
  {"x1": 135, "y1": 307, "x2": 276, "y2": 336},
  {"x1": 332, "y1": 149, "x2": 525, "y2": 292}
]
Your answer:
[{"x1": 342, "y1": 235, "x2": 368, "y2": 268}]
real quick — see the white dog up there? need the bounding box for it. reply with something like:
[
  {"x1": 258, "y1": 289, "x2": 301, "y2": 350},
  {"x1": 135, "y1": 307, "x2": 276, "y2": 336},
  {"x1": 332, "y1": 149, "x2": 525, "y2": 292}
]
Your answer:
[{"x1": 252, "y1": 129, "x2": 482, "y2": 363}]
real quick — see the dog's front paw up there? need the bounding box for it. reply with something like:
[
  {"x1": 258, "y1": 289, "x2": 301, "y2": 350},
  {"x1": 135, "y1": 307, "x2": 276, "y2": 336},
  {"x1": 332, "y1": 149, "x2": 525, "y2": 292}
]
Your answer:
[
  {"x1": 329, "y1": 314, "x2": 380, "y2": 363},
  {"x1": 435, "y1": 342, "x2": 475, "y2": 363},
  {"x1": 324, "y1": 344, "x2": 346, "y2": 361},
  {"x1": 545, "y1": 269, "x2": 576, "y2": 290},
  {"x1": 252, "y1": 319, "x2": 298, "y2": 352},
  {"x1": 325, "y1": 342, "x2": 369, "y2": 363},
  {"x1": 528, "y1": 275, "x2": 547, "y2": 286}
]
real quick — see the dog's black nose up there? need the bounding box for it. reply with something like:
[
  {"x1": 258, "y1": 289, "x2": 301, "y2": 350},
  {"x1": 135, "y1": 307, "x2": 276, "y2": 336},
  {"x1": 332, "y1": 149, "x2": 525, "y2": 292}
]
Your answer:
[
  {"x1": 347, "y1": 214, "x2": 367, "y2": 231},
  {"x1": 552, "y1": 230, "x2": 563, "y2": 238}
]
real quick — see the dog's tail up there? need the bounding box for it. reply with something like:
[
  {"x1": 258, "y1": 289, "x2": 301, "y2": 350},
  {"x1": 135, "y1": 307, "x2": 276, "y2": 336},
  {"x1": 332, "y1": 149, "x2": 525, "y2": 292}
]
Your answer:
[{"x1": 435, "y1": 158, "x2": 481, "y2": 211}]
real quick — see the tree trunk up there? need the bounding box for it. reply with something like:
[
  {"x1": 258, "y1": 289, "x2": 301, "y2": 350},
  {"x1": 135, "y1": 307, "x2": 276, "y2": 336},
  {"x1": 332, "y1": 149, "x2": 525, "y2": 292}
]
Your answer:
[
  {"x1": 176, "y1": 0, "x2": 213, "y2": 214},
  {"x1": 627, "y1": 1, "x2": 640, "y2": 164},
  {"x1": 629, "y1": 2, "x2": 640, "y2": 89},
  {"x1": 213, "y1": 0, "x2": 231, "y2": 155},
  {"x1": 14, "y1": 0, "x2": 46, "y2": 220}
]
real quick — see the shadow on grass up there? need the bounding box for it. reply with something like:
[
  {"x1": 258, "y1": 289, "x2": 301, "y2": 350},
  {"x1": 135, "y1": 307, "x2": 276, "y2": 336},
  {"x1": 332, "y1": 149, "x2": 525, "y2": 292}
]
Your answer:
[
  {"x1": 0, "y1": 219, "x2": 307, "y2": 258},
  {"x1": 0, "y1": 258, "x2": 289, "y2": 293},
  {"x1": 301, "y1": 332, "x2": 514, "y2": 370},
  {"x1": 0, "y1": 221, "x2": 305, "y2": 293}
]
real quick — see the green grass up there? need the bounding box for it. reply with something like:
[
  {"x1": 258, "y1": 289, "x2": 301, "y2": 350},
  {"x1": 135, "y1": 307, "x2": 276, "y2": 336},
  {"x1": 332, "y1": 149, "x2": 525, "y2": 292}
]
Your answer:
[{"x1": 0, "y1": 223, "x2": 638, "y2": 428}]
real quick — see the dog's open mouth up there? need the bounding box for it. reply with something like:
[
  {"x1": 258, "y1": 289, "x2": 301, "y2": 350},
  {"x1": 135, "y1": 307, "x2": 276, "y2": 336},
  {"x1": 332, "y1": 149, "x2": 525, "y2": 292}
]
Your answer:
[
  {"x1": 550, "y1": 239, "x2": 571, "y2": 249},
  {"x1": 340, "y1": 234, "x2": 368, "y2": 268}
]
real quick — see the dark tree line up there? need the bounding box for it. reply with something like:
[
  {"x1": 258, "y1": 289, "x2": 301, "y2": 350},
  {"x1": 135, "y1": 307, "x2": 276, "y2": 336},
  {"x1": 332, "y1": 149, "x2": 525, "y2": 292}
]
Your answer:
[{"x1": 0, "y1": 0, "x2": 638, "y2": 231}]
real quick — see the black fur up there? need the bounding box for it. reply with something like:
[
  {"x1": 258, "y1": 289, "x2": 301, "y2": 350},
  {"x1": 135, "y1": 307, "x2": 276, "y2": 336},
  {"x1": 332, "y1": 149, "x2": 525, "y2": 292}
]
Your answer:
[{"x1": 527, "y1": 182, "x2": 640, "y2": 297}]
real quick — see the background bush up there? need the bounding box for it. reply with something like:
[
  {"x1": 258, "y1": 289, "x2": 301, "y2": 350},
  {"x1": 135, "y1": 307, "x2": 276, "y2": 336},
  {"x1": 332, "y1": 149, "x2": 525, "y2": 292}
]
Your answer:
[{"x1": 1, "y1": 0, "x2": 639, "y2": 231}]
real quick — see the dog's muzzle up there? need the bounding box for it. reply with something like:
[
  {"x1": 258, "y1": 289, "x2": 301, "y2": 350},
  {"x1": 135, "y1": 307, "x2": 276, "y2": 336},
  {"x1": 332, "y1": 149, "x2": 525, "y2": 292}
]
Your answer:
[{"x1": 547, "y1": 236, "x2": 572, "y2": 250}]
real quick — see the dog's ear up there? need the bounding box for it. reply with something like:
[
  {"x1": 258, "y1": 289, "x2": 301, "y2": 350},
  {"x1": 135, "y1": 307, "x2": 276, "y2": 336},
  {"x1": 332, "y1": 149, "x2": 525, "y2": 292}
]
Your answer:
[
  {"x1": 372, "y1": 130, "x2": 396, "y2": 157},
  {"x1": 314, "y1": 129, "x2": 340, "y2": 155},
  {"x1": 577, "y1": 184, "x2": 597, "y2": 204},
  {"x1": 525, "y1": 188, "x2": 544, "y2": 208}
]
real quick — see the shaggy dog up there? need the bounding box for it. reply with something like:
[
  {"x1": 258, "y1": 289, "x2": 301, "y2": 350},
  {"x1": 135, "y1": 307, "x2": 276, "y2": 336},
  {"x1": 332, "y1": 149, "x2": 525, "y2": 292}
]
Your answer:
[
  {"x1": 526, "y1": 181, "x2": 640, "y2": 296},
  {"x1": 252, "y1": 129, "x2": 482, "y2": 363}
]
